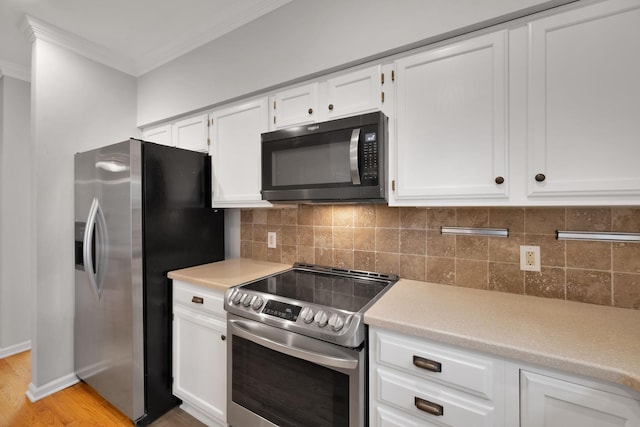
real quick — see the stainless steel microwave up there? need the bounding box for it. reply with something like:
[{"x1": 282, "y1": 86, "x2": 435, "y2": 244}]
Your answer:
[{"x1": 261, "y1": 111, "x2": 388, "y2": 203}]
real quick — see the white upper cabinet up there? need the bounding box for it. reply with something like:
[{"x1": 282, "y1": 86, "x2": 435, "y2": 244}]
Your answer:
[
  {"x1": 391, "y1": 30, "x2": 509, "y2": 206},
  {"x1": 269, "y1": 83, "x2": 319, "y2": 130},
  {"x1": 321, "y1": 65, "x2": 383, "y2": 120},
  {"x1": 526, "y1": 0, "x2": 640, "y2": 204},
  {"x1": 142, "y1": 124, "x2": 172, "y2": 146},
  {"x1": 209, "y1": 98, "x2": 271, "y2": 207},
  {"x1": 172, "y1": 114, "x2": 209, "y2": 152}
]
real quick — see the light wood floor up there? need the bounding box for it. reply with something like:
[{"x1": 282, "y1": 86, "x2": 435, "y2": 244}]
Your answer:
[{"x1": 0, "y1": 351, "x2": 205, "y2": 426}]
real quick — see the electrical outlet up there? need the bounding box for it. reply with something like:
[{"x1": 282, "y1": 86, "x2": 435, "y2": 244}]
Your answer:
[
  {"x1": 267, "y1": 232, "x2": 277, "y2": 248},
  {"x1": 520, "y1": 245, "x2": 541, "y2": 272}
]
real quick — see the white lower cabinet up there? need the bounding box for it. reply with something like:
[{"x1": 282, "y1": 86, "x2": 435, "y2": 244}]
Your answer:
[
  {"x1": 369, "y1": 327, "x2": 504, "y2": 427},
  {"x1": 369, "y1": 327, "x2": 640, "y2": 427},
  {"x1": 521, "y1": 370, "x2": 640, "y2": 427},
  {"x1": 172, "y1": 280, "x2": 227, "y2": 427}
]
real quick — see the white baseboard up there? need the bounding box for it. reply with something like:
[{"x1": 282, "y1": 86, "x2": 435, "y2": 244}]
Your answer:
[
  {"x1": 180, "y1": 402, "x2": 225, "y2": 427},
  {"x1": 0, "y1": 340, "x2": 31, "y2": 359},
  {"x1": 26, "y1": 373, "x2": 79, "y2": 402}
]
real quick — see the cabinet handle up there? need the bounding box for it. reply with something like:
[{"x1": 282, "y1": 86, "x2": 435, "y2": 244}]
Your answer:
[
  {"x1": 328, "y1": 104, "x2": 334, "y2": 110},
  {"x1": 221, "y1": 335, "x2": 226, "y2": 341},
  {"x1": 191, "y1": 296, "x2": 204, "y2": 304},
  {"x1": 413, "y1": 355, "x2": 442, "y2": 372},
  {"x1": 415, "y1": 397, "x2": 444, "y2": 416},
  {"x1": 495, "y1": 176, "x2": 505, "y2": 184},
  {"x1": 308, "y1": 108, "x2": 313, "y2": 115},
  {"x1": 535, "y1": 173, "x2": 546, "y2": 182}
]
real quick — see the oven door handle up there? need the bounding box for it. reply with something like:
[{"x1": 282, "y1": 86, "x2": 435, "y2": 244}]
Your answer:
[{"x1": 229, "y1": 318, "x2": 359, "y2": 370}]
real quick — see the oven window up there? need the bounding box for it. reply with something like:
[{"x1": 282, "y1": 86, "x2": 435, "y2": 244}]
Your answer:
[{"x1": 232, "y1": 336, "x2": 349, "y2": 427}]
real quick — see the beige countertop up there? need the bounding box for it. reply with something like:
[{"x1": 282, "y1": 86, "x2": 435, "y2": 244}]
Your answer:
[
  {"x1": 167, "y1": 258, "x2": 291, "y2": 292},
  {"x1": 365, "y1": 279, "x2": 640, "y2": 394}
]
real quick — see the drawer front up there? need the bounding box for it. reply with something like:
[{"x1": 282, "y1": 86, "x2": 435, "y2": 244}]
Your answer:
[
  {"x1": 173, "y1": 280, "x2": 225, "y2": 319},
  {"x1": 375, "y1": 367, "x2": 495, "y2": 427},
  {"x1": 373, "y1": 328, "x2": 496, "y2": 399}
]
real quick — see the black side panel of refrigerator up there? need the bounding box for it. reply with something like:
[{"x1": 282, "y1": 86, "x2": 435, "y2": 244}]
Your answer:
[{"x1": 140, "y1": 141, "x2": 225, "y2": 425}]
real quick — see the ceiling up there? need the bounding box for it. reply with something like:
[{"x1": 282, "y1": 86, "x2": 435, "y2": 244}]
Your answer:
[{"x1": 0, "y1": 0, "x2": 291, "y2": 80}]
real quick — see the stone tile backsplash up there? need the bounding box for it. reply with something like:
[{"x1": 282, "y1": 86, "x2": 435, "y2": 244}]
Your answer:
[{"x1": 240, "y1": 206, "x2": 640, "y2": 310}]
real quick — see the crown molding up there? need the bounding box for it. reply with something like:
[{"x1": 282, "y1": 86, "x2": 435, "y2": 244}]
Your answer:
[
  {"x1": 0, "y1": 60, "x2": 31, "y2": 82},
  {"x1": 21, "y1": 14, "x2": 137, "y2": 76}
]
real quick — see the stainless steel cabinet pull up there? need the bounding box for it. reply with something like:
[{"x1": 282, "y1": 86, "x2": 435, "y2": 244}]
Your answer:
[
  {"x1": 413, "y1": 355, "x2": 442, "y2": 372},
  {"x1": 191, "y1": 296, "x2": 204, "y2": 304},
  {"x1": 535, "y1": 173, "x2": 546, "y2": 182},
  {"x1": 415, "y1": 397, "x2": 444, "y2": 416}
]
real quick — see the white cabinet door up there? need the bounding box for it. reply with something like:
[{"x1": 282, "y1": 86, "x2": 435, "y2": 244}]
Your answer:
[
  {"x1": 521, "y1": 370, "x2": 640, "y2": 427},
  {"x1": 142, "y1": 124, "x2": 172, "y2": 146},
  {"x1": 269, "y1": 83, "x2": 319, "y2": 129},
  {"x1": 527, "y1": 0, "x2": 640, "y2": 203},
  {"x1": 322, "y1": 65, "x2": 383, "y2": 120},
  {"x1": 173, "y1": 305, "x2": 226, "y2": 426},
  {"x1": 210, "y1": 98, "x2": 271, "y2": 207},
  {"x1": 391, "y1": 30, "x2": 509, "y2": 206},
  {"x1": 173, "y1": 114, "x2": 209, "y2": 152}
]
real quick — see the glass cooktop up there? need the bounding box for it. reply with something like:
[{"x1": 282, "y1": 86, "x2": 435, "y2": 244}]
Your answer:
[{"x1": 241, "y1": 267, "x2": 392, "y2": 313}]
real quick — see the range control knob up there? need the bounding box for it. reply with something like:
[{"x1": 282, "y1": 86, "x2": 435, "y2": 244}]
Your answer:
[
  {"x1": 328, "y1": 314, "x2": 345, "y2": 332},
  {"x1": 243, "y1": 295, "x2": 254, "y2": 307},
  {"x1": 252, "y1": 297, "x2": 264, "y2": 311},
  {"x1": 232, "y1": 291, "x2": 243, "y2": 305},
  {"x1": 238, "y1": 293, "x2": 248, "y2": 306},
  {"x1": 300, "y1": 307, "x2": 315, "y2": 324},
  {"x1": 314, "y1": 310, "x2": 328, "y2": 328}
]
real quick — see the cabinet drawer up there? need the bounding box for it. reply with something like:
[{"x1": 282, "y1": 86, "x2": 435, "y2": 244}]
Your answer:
[
  {"x1": 373, "y1": 328, "x2": 496, "y2": 399},
  {"x1": 375, "y1": 367, "x2": 495, "y2": 427},
  {"x1": 173, "y1": 280, "x2": 225, "y2": 319}
]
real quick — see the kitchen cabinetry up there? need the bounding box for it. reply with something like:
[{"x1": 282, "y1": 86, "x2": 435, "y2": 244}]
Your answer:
[
  {"x1": 525, "y1": 0, "x2": 640, "y2": 204},
  {"x1": 390, "y1": 30, "x2": 509, "y2": 206},
  {"x1": 269, "y1": 65, "x2": 385, "y2": 130},
  {"x1": 370, "y1": 326, "x2": 640, "y2": 427},
  {"x1": 172, "y1": 280, "x2": 227, "y2": 427},
  {"x1": 369, "y1": 327, "x2": 505, "y2": 427},
  {"x1": 269, "y1": 83, "x2": 319, "y2": 129},
  {"x1": 142, "y1": 124, "x2": 172, "y2": 146},
  {"x1": 172, "y1": 114, "x2": 209, "y2": 152},
  {"x1": 209, "y1": 97, "x2": 271, "y2": 207},
  {"x1": 322, "y1": 65, "x2": 383, "y2": 120},
  {"x1": 520, "y1": 370, "x2": 640, "y2": 427}
]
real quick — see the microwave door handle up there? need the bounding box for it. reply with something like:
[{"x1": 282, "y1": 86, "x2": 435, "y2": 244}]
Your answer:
[{"x1": 349, "y1": 128, "x2": 361, "y2": 185}]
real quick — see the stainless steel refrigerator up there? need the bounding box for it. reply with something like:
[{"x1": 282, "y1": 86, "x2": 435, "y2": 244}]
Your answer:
[{"x1": 74, "y1": 139, "x2": 224, "y2": 425}]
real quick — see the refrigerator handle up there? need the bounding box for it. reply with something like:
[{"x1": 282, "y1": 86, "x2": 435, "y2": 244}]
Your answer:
[{"x1": 83, "y1": 197, "x2": 108, "y2": 298}]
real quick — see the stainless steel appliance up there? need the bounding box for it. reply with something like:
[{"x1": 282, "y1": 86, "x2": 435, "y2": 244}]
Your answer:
[
  {"x1": 74, "y1": 139, "x2": 224, "y2": 426},
  {"x1": 224, "y1": 263, "x2": 398, "y2": 427},
  {"x1": 261, "y1": 111, "x2": 388, "y2": 203}
]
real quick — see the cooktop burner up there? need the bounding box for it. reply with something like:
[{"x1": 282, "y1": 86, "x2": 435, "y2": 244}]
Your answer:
[{"x1": 224, "y1": 263, "x2": 398, "y2": 348}]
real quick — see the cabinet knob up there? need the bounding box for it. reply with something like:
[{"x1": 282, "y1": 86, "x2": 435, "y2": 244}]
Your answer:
[
  {"x1": 535, "y1": 173, "x2": 546, "y2": 182},
  {"x1": 495, "y1": 176, "x2": 505, "y2": 185},
  {"x1": 221, "y1": 335, "x2": 226, "y2": 341},
  {"x1": 308, "y1": 108, "x2": 313, "y2": 115},
  {"x1": 328, "y1": 104, "x2": 334, "y2": 111}
]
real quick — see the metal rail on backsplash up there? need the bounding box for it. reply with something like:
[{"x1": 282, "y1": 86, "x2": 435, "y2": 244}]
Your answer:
[
  {"x1": 556, "y1": 231, "x2": 640, "y2": 243},
  {"x1": 440, "y1": 226, "x2": 509, "y2": 237}
]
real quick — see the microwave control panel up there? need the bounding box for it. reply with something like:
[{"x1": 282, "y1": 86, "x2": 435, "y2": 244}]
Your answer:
[{"x1": 362, "y1": 132, "x2": 378, "y2": 184}]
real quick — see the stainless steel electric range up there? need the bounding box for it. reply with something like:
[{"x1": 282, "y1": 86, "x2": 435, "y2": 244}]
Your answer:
[{"x1": 224, "y1": 263, "x2": 398, "y2": 427}]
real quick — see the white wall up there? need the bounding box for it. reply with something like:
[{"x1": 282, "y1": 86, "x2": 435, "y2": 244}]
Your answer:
[
  {"x1": 28, "y1": 38, "x2": 138, "y2": 396},
  {"x1": 0, "y1": 75, "x2": 31, "y2": 357},
  {"x1": 137, "y1": 0, "x2": 571, "y2": 126}
]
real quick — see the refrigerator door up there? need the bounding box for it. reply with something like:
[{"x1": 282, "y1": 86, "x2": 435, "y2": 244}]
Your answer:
[{"x1": 74, "y1": 140, "x2": 144, "y2": 422}]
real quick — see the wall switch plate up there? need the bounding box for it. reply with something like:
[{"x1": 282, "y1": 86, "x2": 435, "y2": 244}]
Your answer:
[
  {"x1": 520, "y1": 245, "x2": 541, "y2": 272},
  {"x1": 267, "y1": 232, "x2": 277, "y2": 248}
]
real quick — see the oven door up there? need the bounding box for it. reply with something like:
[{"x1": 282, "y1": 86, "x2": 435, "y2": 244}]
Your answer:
[{"x1": 227, "y1": 314, "x2": 365, "y2": 427}]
